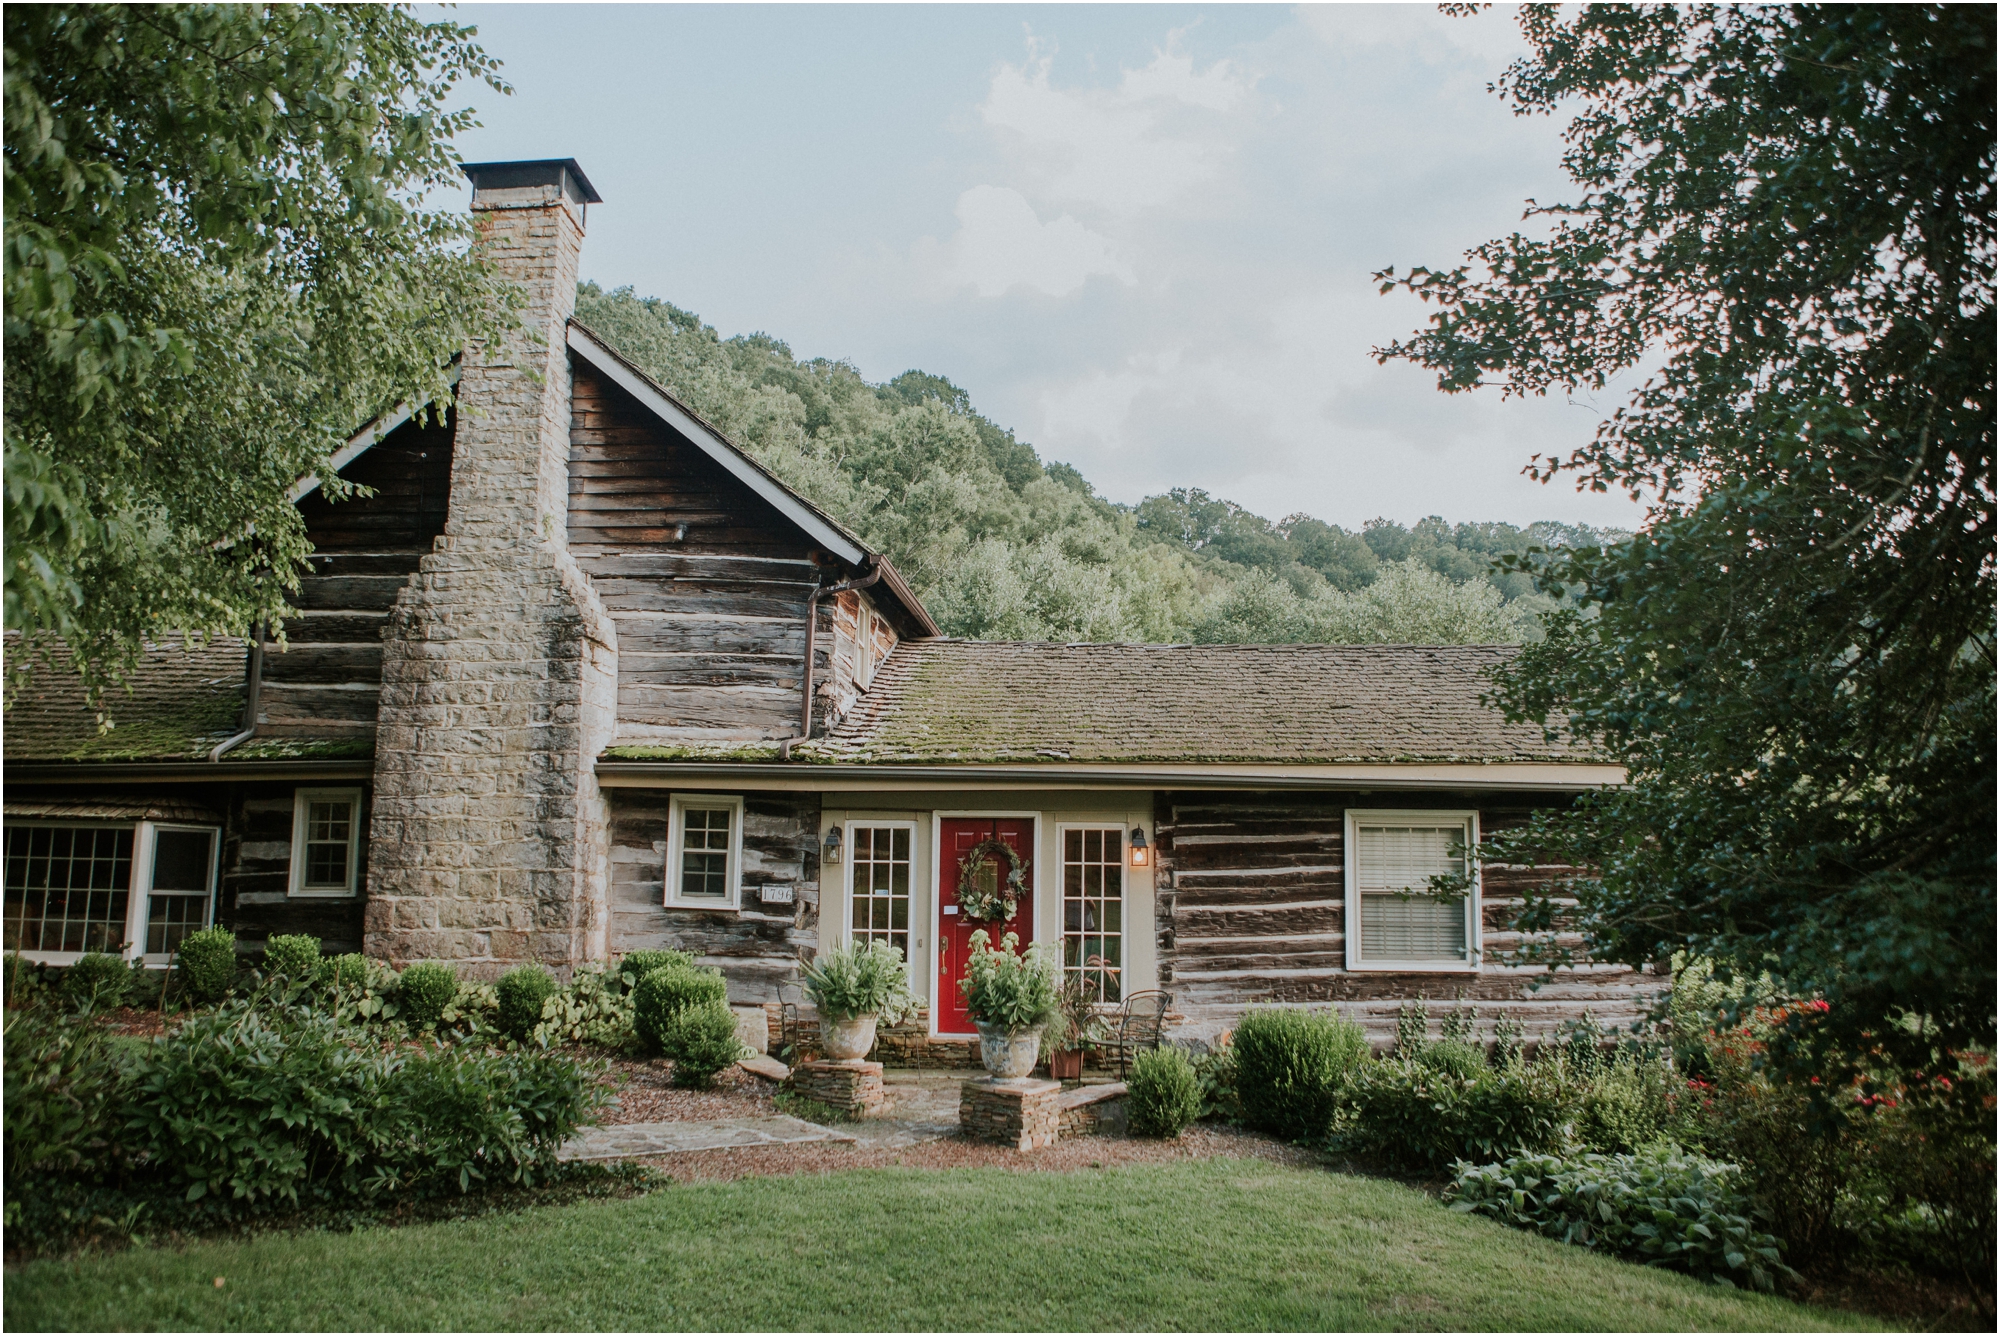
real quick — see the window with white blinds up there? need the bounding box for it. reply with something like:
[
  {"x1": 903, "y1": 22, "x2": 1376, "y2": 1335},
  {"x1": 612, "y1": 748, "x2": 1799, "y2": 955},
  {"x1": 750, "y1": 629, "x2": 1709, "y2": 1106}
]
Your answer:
[{"x1": 1347, "y1": 813, "x2": 1478, "y2": 970}]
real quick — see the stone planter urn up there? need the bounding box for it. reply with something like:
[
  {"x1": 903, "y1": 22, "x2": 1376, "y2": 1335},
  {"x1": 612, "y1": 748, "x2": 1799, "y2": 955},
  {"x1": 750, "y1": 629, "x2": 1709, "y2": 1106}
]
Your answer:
[
  {"x1": 975, "y1": 1020, "x2": 1046, "y2": 1080},
  {"x1": 821, "y1": 1013, "x2": 879, "y2": 1062}
]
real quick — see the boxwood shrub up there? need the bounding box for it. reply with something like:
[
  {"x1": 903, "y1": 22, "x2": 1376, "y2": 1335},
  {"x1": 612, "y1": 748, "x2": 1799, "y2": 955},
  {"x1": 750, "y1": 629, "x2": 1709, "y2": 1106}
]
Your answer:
[
  {"x1": 175, "y1": 927, "x2": 237, "y2": 1004},
  {"x1": 633, "y1": 964, "x2": 729, "y2": 1053},
  {"x1": 58, "y1": 953, "x2": 131, "y2": 1013},
  {"x1": 262, "y1": 934, "x2": 321, "y2": 981},
  {"x1": 1234, "y1": 1008, "x2": 1369, "y2": 1141},
  {"x1": 1128, "y1": 1045, "x2": 1203, "y2": 1138},
  {"x1": 619, "y1": 949, "x2": 696, "y2": 983},
  {"x1": 658, "y1": 1000, "x2": 743, "y2": 1087},
  {"x1": 398, "y1": 961, "x2": 459, "y2": 1030},
  {"x1": 496, "y1": 964, "x2": 557, "y2": 1040}
]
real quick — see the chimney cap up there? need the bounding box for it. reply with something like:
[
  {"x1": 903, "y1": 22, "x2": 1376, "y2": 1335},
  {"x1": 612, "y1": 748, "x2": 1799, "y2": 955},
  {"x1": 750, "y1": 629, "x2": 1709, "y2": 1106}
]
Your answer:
[{"x1": 460, "y1": 157, "x2": 603, "y2": 205}]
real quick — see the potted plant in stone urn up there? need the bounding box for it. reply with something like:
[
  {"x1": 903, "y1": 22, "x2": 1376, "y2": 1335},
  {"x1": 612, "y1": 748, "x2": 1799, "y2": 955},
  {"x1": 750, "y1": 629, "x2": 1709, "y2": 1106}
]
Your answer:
[
  {"x1": 959, "y1": 929, "x2": 1060, "y2": 1080},
  {"x1": 800, "y1": 940, "x2": 917, "y2": 1061}
]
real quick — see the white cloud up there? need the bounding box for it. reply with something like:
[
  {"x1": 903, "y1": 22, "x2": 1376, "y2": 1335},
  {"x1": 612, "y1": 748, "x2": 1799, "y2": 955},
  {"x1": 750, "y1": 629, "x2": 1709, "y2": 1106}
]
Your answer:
[
  {"x1": 924, "y1": 185, "x2": 1134, "y2": 298},
  {"x1": 979, "y1": 36, "x2": 1255, "y2": 214}
]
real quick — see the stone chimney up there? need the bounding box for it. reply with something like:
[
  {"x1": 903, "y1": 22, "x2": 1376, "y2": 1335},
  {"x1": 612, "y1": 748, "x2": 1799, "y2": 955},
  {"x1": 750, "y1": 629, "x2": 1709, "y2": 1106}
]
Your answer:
[{"x1": 364, "y1": 158, "x2": 617, "y2": 974}]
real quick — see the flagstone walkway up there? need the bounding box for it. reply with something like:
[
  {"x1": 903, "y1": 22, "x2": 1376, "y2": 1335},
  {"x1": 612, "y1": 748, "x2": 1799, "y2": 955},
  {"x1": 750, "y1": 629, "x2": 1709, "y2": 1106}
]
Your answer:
[{"x1": 560, "y1": 1114, "x2": 856, "y2": 1161}]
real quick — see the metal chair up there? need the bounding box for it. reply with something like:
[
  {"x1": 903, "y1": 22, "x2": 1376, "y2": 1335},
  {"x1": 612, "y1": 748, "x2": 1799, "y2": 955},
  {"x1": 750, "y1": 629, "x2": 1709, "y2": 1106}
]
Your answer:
[{"x1": 1113, "y1": 990, "x2": 1172, "y2": 1079}]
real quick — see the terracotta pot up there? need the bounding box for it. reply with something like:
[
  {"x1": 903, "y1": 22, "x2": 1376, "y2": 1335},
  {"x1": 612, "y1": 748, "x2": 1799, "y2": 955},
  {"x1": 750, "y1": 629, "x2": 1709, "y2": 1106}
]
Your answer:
[
  {"x1": 822, "y1": 1013, "x2": 879, "y2": 1062},
  {"x1": 1048, "y1": 1048, "x2": 1084, "y2": 1080},
  {"x1": 975, "y1": 1020, "x2": 1046, "y2": 1080}
]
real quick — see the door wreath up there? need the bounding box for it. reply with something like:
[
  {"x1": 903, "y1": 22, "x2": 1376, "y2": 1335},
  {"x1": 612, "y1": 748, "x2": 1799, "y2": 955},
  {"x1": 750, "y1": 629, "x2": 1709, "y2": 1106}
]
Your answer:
[{"x1": 956, "y1": 838, "x2": 1027, "y2": 923}]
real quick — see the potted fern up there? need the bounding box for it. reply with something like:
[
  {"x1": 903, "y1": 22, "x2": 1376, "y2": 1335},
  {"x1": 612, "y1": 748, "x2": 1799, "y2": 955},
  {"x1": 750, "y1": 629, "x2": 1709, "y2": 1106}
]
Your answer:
[
  {"x1": 800, "y1": 940, "x2": 916, "y2": 1061},
  {"x1": 960, "y1": 929, "x2": 1059, "y2": 1080},
  {"x1": 1041, "y1": 974, "x2": 1109, "y2": 1080}
]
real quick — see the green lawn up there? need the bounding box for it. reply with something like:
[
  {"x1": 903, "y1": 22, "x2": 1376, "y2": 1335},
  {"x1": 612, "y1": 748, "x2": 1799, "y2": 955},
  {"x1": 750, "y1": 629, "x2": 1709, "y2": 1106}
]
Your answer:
[{"x1": 7, "y1": 1159, "x2": 1882, "y2": 1332}]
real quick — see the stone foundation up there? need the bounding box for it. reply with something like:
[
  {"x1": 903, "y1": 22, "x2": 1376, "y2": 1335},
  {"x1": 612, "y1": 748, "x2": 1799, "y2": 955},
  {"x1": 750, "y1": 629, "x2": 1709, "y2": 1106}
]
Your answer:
[
  {"x1": 959, "y1": 1077, "x2": 1060, "y2": 1150},
  {"x1": 791, "y1": 1059, "x2": 885, "y2": 1114}
]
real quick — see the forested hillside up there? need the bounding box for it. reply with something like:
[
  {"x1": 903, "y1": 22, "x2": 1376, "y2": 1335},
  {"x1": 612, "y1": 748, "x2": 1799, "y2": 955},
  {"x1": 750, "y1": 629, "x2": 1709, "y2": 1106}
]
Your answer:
[{"x1": 574, "y1": 284, "x2": 1626, "y2": 644}]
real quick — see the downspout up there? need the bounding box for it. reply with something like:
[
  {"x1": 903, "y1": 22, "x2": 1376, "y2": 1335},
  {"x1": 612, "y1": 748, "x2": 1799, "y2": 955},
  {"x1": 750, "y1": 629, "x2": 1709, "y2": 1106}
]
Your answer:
[
  {"x1": 209, "y1": 623, "x2": 265, "y2": 762},
  {"x1": 777, "y1": 560, "x2": 883, "y2": 761}
]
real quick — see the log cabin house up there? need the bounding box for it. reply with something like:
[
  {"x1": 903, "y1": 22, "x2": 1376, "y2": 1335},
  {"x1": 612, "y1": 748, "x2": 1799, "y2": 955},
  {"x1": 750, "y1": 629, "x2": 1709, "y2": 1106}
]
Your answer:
[{"x1": 2, "y1": 158, "x2": 1652, "y2": 1051}]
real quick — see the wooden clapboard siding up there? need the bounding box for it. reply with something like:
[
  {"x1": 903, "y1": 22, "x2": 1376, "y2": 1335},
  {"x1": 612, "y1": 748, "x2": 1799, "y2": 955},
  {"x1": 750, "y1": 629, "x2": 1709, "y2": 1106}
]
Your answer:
[
  {"x1": 216, "y1": 784, "x2": 369, "y2": 954},
  {"x1": 568, "y1": 360, "x2": 888, "y2": 743},
  {"x1": 1154, "y1": 790, "x2": 1655, "y2": 1046},
  {"x1": 260, "y1": 414, "x2": 454, "y2": 741},
  {"x1": 604, "y1": 789, "x2": 819, "y2": 1003}
]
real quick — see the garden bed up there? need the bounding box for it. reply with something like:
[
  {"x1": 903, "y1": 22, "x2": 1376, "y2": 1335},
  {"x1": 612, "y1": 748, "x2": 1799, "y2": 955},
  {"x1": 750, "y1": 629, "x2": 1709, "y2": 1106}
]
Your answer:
[{"x1": 597, "y1": 1056, "x2": 778, "y2": 1125}]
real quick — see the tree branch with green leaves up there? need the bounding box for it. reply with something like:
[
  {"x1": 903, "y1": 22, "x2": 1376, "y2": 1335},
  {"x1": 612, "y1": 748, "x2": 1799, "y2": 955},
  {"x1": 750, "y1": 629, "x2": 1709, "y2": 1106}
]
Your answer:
[{"x1": 4, "y1": 3, "x2": 518, "y2": 712}]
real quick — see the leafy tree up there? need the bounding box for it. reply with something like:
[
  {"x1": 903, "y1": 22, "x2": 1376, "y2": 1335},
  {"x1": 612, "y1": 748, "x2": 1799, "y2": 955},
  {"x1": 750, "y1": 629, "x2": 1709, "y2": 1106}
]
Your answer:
[
  {"x1": 1380, "y1": 5, "x2": 1994, "y2": 1080},
  {"x1": 4, "y1": 4, "x2": 511, "y2": 706}
]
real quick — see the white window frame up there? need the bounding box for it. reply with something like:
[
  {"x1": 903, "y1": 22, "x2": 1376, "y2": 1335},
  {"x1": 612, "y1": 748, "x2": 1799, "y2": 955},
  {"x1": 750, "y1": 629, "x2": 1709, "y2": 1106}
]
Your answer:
[
  {"x1": 289, "y1": 788, "x2": 363, "y2": 898},
  {"x1": 1344, "y1": 808, "x2": 1481, "y2": 974},
  {"x1": 856, "y1": 603, "x2": 877, "y2": 687},
  {"x1": 3, "y1": 819, "x2": 143, "y2": 965},
  {"x1": 667, "y1": 793, "x2": 745, "y2": 909},
  {"x1": 1057, "y1": 822, "x2": 1128, "y2": 1003},
  {"x1": 133, "y1": 821, "x2": 220, "y2": 966},
  {"x1": 842, "y1": 819, "x2": 918, "y2": 975}
]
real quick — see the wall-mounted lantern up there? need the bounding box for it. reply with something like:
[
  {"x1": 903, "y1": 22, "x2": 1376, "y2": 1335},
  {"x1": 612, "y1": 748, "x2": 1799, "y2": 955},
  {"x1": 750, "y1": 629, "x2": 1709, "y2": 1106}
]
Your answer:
[
  {"x1": 1128, "y1": 827, "x2": 1150, "y2": 868},
  {"x1": 822, "y1": 826, "x2": 843, "y2": 865}
]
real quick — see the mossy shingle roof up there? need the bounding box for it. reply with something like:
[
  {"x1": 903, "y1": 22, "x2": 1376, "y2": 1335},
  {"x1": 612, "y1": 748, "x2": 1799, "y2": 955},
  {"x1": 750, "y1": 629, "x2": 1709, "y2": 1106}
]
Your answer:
[
  {"x1": 795, "y1": 640, "x2": 1584, "y2": 765},
  {"x1": 3, "y1": 634, "x2": 248, "y2": 762}
]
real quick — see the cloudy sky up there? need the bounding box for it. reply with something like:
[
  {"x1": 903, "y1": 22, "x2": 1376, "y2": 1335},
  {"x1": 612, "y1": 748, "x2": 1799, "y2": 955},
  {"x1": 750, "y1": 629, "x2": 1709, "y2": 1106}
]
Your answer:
[{"x1": 449, "y1": 3, "x2": 1647, "y2": 532}]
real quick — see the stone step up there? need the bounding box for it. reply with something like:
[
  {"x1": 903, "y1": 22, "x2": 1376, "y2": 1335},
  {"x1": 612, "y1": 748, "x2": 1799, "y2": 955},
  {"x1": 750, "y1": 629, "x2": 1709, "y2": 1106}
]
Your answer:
[{"x1": 738, "y1": 1054, "x2": 790, "y2": 1083}]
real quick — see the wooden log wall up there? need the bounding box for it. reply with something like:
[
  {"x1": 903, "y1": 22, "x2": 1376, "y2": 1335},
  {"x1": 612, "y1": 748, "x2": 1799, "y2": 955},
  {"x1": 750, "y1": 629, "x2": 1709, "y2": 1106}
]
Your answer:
[
  {"x1": 604, "y1": 789, "x2": 821, "y2": 1004},
  {"x1": 217, "y1": 783, "x2": 369, "y2": 955},
  {"x1": 1154, "y1": 790, "x2": 1656, "y2": 1048},
  {"x1": 819, "y1": 588, "x2": 899, "y2": 732},
  {"x1": 263, "y1": 414, "x2": 454, "y2": 741},
  {"x1": 569, "y1": 361, "x2": 890, "y2": 744}
]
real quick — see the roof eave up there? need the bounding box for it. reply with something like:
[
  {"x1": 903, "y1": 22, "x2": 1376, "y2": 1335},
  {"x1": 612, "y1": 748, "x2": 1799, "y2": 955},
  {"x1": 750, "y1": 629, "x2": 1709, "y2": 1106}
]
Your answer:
[
  {"x1": 290, "y1": 361, "x2": 461, "y2": 504},
  {"x1": 593, "y1": 758, "x2": 1626, "y2": 793}
]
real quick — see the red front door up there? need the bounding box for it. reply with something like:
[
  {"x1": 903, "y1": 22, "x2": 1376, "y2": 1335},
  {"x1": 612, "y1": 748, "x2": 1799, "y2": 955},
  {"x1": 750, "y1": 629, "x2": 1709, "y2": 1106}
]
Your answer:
[{"x1": 935, "y1": 817, "x2": 1034, "y2": 1037}]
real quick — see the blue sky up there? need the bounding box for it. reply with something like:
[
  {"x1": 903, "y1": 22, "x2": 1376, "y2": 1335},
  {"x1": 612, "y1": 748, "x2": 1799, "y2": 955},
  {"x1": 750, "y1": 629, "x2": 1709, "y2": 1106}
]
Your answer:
[{"x1": 448, "y1": 3, "x2": 1648, "y2": 531}]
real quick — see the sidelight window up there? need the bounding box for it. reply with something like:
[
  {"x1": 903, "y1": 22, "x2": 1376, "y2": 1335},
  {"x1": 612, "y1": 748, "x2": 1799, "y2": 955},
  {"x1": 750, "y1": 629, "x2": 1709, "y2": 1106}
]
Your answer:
[
  {"x1": 1061, "y1": 826, "x2": 1124, "y2": 1003},
  {"x1": 847, "y1": 823, "x2": 913, "y2": 962}
]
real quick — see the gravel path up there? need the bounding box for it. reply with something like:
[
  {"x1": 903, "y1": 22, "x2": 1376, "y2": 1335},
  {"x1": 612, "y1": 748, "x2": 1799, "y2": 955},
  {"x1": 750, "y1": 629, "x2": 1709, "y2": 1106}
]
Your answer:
[
  {"x1": 637, "y1": 1123, "x2": 1318, "y2": 1183},
  {"x1": 595, "y1": 1060, "x2": 1318, "y2": 1183}
]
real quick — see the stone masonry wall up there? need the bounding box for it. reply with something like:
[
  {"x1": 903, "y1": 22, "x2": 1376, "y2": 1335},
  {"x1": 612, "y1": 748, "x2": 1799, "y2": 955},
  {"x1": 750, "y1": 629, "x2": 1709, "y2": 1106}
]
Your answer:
[{"x1": 364, "y1": 182, "x2": 618, "y2": 974}]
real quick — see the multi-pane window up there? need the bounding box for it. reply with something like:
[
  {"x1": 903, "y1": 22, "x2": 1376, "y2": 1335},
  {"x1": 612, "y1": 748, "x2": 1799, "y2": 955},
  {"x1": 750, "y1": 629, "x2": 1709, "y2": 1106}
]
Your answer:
[
  {"x1": 3, "y1": 825, "x2": 134, "y2": 955},
  {"x1": 1348, "y1": 813, "x2": 1478, "y2": 969},
  {"x1": 847, "y1": 825, "x2": 911, "y2": 961},
  {"x1": 681, "y1": 809, "x2": 732, "y2": 898},
  {"x1": 291, "y1": 790, "x2": 361, "y2": 897},
  {"x1": 669, "y1": 796, "x2": 741, "y2": 905},
  {"x1": 1062, "y1": 827, "x2": 1124, "y2": 1003},
  {"x1": 305, "y1": 804, "x2": 350, "y2": 887},
  {"x1": 143, "y1": 827, "x2": 216, "y2": 956}
]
